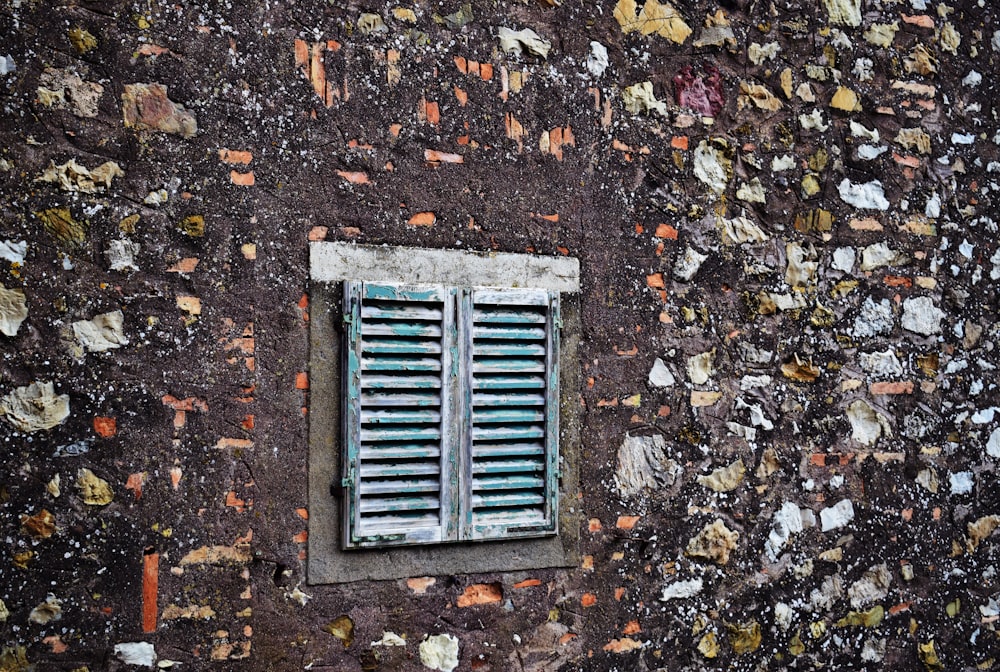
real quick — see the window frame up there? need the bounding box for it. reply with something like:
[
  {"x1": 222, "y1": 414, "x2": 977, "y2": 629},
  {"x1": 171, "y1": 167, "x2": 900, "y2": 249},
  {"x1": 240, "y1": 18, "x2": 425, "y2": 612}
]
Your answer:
[{"x1": 307, "y1": 242, "x2": 580, "y2": 584}]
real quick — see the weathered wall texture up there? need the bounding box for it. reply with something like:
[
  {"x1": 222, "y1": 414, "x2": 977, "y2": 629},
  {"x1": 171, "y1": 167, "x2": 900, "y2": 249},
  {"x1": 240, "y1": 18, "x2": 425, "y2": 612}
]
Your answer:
[{"x1": 1, "y1": 0, "x2": 999, "y2": 669}]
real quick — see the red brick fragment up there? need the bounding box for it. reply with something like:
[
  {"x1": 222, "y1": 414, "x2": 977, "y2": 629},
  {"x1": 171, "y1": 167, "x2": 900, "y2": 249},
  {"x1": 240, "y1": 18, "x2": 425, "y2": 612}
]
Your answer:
[
  {"x1": 655, "y1": 223, "x2": 678, "y2": 239},
  {"x1": 616, "y1": 515, "x2": 640, "y2": 530},
  {"x1": 581, "y1": 593, "x2": 597, "y2": 607},
  {"x1": 513, "y1": 578, "x2": 541, "y2": 589},
  {"x1": 425, "y1": 149, "x2": 464, "y2": 165},
  {"x1": 870, "y1": 381, "x2": 914, "y2": 395},
  {"x1": 126, "y1": 473, "x2": 145, "y2": 500},
  {"x1": 407, "y1": 212, "x2": 436, "y2": 227},
  {"x1": 230, "y1": 170, "x2": 255, "y2": 186},
  {"x1": 219, "y1": 149, "x2": 252, "y2": 165},
  {"x1": 336, "y1": 170, "x2": 371, "y2": 184},
  {"x1": 457, "y1": 583, "x2": 502, "y2": 607},
  {"x1": 142, "y1": 551, "x2": 159, "y2": 633},
  {"x1": 94, "y1": 416, "x2": 117, "y2": 438}
]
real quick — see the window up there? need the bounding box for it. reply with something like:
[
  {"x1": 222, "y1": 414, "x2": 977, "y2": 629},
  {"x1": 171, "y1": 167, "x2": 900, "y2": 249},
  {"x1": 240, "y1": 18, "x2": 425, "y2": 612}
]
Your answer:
[
  {"x1": 308, "y1": 242, "x2": 580, "y2": 583},
  {"x1": 342, "y1": 282, "x2": 560, "y2": 548}
]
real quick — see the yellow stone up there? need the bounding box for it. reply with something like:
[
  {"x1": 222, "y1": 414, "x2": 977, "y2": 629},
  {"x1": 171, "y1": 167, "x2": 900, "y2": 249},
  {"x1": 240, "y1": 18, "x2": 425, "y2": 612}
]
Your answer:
[
  {"x1": 391, "y1": 7, "x2": 417, "y2": 23},
  {"x1": 727, "y1": 621, "x2": 762, "y2": 655},
  {"x1": 697, "y1": 632, "x2": 719, "y2": 658},
  {"x1": 830, "y1": 86, "x2": 860, "y2": 112},
  {"x1": 780, "y1": 68, "x2": 793, "y2": 98},
  {"x1": 801, "y1": 173, "x2": 820, "y2": 198}
]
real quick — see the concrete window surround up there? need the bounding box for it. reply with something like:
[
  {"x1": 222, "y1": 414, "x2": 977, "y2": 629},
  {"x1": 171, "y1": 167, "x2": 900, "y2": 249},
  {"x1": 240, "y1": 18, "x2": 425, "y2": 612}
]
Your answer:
[{"x1": 308, "y1": 242, "x2": 581, "y2": 584}]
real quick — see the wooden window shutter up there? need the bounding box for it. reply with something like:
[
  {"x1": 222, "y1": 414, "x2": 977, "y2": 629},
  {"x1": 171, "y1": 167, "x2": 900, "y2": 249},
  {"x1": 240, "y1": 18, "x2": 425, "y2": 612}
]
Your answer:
[
  {"x1": 342, "y1": 282, "x2": 559, "y2": 549},
  {"x1": 342, "y1": 282, "x2": 458, "y2": 548},
  {"x1": 460, "y1": 288, "x2": 559, "y2": 540}
]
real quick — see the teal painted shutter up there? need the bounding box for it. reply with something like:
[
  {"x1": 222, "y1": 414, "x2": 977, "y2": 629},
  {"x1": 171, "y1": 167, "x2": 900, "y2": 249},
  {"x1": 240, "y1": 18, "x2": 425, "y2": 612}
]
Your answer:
[
  {"x1": 342, "y1": 282, "x2": 458, "y2": 548},
  {"x1": 461, "y1": 288, "x2": 559, "y2": 540}
]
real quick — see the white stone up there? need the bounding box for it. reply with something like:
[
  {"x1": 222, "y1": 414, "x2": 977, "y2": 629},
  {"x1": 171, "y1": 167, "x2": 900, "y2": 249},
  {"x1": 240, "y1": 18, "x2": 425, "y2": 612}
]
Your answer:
[
  {"x1": 614, "y1": 434, "x2": 680, "y2": 497},
  {"x1": 1, "y1": 381, "x2": 70, "y2": 432},
  {"x1": 838, "y1": 178, "x2": 890, "y2": 210},
  {"x1": 659, "y1": 577, "x2": 704, "y2": 601},
  {"x1": 735, "y1": 397, "x2": 773, "y2": 430},
  {"x1": 850, "y1": 121, "x2": 879, "y2": 141},
  {"x1": 848, "y1": 564, "x2": 891, "y2": 608},
  {"x1": 846, "y1": 399, "x2": 891, "y2": 446},
  {"x1": 0, "y1": 284, "x2": 28, "y2": 337},
  {"x1": 720, "y1": 216, "x2": 768, "y2": 244},
  {"x1": 820, "y1": 499, "x2": 855, "y2": 531},
  {"x1": 859, "y1": 349, "x2": 904, "y2": 378},
  {"x1": 832, "y1": 247, "x2": 855, "y2": 273},
  {"x1": 959, "y1": 239, "x2": 975, "y2": 259},
  {"x1": 853, "y1": 297, "x2": 894, "y2": 338},
  {"x1": 766, "y1": 501, "x2": 815, "y2": 560},
  {"x1": 736, "y1": 178, "x2": 766, "y2": 203},
  {"x1": 771, "y1": 154, "x2": 795, "y2": 171},
  {"x1": 799, "y1": 109, "x2": 829, "y2": 131},
  {"x1": 860, "y1": 242, "x2": 907, "y2": 271},
  {"x1": 114, "y1": 642, "x2": 156, "y2": 668},
  {"x1": 952, "y1": 132, "x2": 975, "y2": 145},
  {"x1": 0, "y1": 240, "x2": 26, "y2": 264},
  {"x1": 0, "y1": 55, "x2": 14, "y2": 76},
  {"x1": 586, "y1": 41, "x2": 609, "y2": 78},
  {"x1": 925, "y1": 193, "x2": 941, "y2": 218},
  {"x1": 372, "y1": 632, "x2": 407, "y2": 647},
  {"x1": 673, "y1": 245, "x2": 708, "y2": 281},
  {"x1": 72, "y1": 310, "x2": 127, "y2": 353},
  {"x1": 993, "y1": 30, "x2": 1000, "y2": 52},
  {"x1": 810, "y1": 573, "x2": 844, "y2": 611},
  {"x1": 861, "y1": 638, "x2": 887, "y2": 662},
  {"x1": 497, "y1": 27, "x2": 551, "y2": 58},
  {"x1": 748, "y1": 41, "x2": 781, "y2": 64},
  {"x1": 774, "y1": 602, "x2": 794, "y2": 630},
  {"x1": 987, "y1": 427, "x2": 1000, "y2": 458},
  {"x1": 687, "y1": 350, "x2": 715, "y2": 384},
  {"x1": 740, "y1": 375, "x2": 771, "y2": 390},
  {"x1": 963, "y1": 70, "x2": 983, "y2": 87},
  {"x1": 858, "y1": 144, "x2": 887, "y2": 160},
  {"x1": 106, "y1": 239, "x2": 140, "y2": 272},
  {"x1": 726, "y1": 422, "x2": 756, "y2": 441},
  {"x1": 622, "y1": 81, "x2": 667, "y2": 116},
  {"x1": 901, "y1": 296, "x2": 944, "y2": 335},
  {"x1": 693, "y1": 140, "x2": 730, "y2": 194},
  {"x1": 420, "y1": 634, "x2": 459, "y2": 672},
  {"x1": 950, "y1": 471, "x2": 974, "y2": 495},
  {"x1": 648, "y1": 358, "x2": 675, "y2": 388},
  {"x1": 786, "y1": 242, "x2": 817, "y2": 287}
]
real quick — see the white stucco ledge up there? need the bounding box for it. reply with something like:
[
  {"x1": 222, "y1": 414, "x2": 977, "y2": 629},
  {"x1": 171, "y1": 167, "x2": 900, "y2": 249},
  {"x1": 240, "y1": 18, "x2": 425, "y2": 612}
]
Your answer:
[{"x1": 310, "y1": 241, "x2": 580, "y2": 292}]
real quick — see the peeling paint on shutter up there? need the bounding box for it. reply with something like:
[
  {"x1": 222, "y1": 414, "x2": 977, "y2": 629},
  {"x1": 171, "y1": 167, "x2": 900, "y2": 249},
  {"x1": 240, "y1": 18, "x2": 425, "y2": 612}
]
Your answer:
[
  {"x1": 342, "y1": 282, "x2": 559, "y2": 549},
  {"x1": 342, "y1": 282, "x2": 458, "y2": 548},
  {"x1": 461, "y1": 288, "x2": 559, "y2": 540}
]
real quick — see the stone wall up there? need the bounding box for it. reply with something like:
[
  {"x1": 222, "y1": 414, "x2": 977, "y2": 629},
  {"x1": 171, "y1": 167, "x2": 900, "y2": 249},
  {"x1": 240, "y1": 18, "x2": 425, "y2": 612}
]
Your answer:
[{"x1": 1, "y1": 0, "x2": 999, "y2": 669}]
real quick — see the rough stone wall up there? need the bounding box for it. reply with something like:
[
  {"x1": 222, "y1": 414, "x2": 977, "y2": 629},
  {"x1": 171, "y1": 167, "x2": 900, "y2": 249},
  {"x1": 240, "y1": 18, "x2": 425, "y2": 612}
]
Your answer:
[{"x1": 1, "y1": 0, "x2": 999, "y2": 669}]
